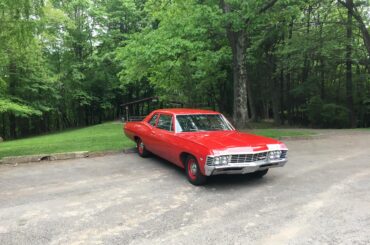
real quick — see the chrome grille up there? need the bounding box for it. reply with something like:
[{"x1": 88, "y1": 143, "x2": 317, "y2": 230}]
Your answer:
[
  {"x1": 206, "y1": 156, "x2": 214, "y2": 165},
  {"x1": 230, "y1": 152, "x2": 268, "y2": 164},
  {"x1": 206, "y1": 150, "x2": 287, "y2": 166},
  {"x1": 280, "y1": 150, "x2": 288, "y2": 159}
]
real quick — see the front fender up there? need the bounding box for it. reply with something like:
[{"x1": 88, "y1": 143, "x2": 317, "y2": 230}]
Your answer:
[{"x1": 177, "y1": 141, "x2": 212, "y2": 175}]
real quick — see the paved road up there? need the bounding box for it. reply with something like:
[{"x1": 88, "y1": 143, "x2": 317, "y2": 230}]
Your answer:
[{"x1": 0, "y1": 130, "x2": 369, "y2": 245}]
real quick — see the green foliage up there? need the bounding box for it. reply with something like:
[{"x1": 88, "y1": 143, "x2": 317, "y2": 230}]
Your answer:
[
  {"x1": 0, "y1": 0, "x2": 147, "y2": 139},
  {"x1": 307, "y1": 96, "x2": 324, "y2": 126},
  {"x1": 0, "y1": 98, "x2": 42, "y2": 116},
  {"x1": 321, "y1": 103, "x2": 350, "y2": 128},
  {"x1": 117, "y1": 0, "x2": 229, "y2": 105},
  {"x1": 1, "y1": 0, "x2": 370, "y2": 141},
  {"x1": 0, "y1": 122, "x2": 134, "y2": 159},
  {"x1": 307, "y1": 96, "x2": 350, "y2": 128}
]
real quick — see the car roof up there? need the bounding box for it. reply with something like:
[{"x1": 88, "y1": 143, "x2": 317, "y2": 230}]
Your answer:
[{"x1": 152, "y1": 108, "x2": 220, "y2": 115}]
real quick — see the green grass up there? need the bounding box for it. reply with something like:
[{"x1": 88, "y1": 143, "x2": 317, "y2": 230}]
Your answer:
[
  {"x1": 0, "y1": 122, "x2": 135, "y2": 159},
  {"x1": 244, "y1": 129, "x2": 315, "y2": 139},
  {"x1": 240, "y1": 121, "x2": 316, "y2": 138},
  {"x1": 0, "y1": 122, "x2": 316, "y2": 159}
]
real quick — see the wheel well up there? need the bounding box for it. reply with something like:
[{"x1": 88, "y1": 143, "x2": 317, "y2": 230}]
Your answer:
[
  {"x1": 180, "y1": 152, "x2": 193, "y2": 167},
  {"x1": 134, "y1": 136, "x2": 140, "y2": 143}
]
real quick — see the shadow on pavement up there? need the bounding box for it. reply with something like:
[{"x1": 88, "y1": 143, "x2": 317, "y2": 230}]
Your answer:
[{"x1": 147, "y1": 154, "x2": 278, "y2": 188}]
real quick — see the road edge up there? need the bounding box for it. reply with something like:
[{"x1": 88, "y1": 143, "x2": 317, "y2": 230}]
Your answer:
[{"x1": 0, "y1": 148, "x2": 137, "y2": 165}]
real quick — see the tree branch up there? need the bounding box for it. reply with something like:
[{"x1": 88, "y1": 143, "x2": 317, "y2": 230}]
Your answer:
[
  {"x1": 337, "y1": 0, "x2": 347, "y2": 8},
  {"x1": 337, "y1": 0, "x2": 370, "y2": 56},
  {"x1": 259, "y1": 0, "x2": 279, "y2": 14},
  {"x1": 245, "y1": 0, "x2": 279, "y2": 24},
  {"x1": 338, "y1": 0, "x2": 361, "y2": 22}
]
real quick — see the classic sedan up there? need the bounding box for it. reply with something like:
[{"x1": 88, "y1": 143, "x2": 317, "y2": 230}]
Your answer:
[{"x1": 124, "y1": 109, "x2": 288, "y2": 185}]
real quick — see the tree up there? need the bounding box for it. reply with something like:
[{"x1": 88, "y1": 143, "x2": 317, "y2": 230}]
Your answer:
[
  {"x1": 117, "y1": 0, "x2": 229, "y2": 109},
  {"x1": 345, "y1": 0, "x2": 355, "y2": 127},
  {"x1": 1, "y1": 0, "x2": 370, "y2": 139},
  {"x1": 219, "y1": 0, "x2": 279, "y2": 127},
  {"x1": 0, "y1": 0, "x2": 55, "y2": 137}
]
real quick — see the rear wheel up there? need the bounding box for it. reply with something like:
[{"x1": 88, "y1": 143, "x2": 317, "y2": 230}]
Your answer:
[
  {"x1": 136, "y1": 138, "x2": 149, "y2": 158},
  {"x1": 185, "y1": 156, "x2": 207, "y2": 186},
  {"x1": 251, "y1": 169, "x2": 268, "y2": 178}
]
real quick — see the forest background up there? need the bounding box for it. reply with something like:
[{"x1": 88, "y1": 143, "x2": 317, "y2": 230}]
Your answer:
[{"x1": 1, "y1": 0, "x2": 369, "y2": 140}]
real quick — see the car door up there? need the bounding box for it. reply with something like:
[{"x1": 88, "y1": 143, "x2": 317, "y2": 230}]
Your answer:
[
  {"x1": 153, "y1": 113, "x2": 178, "y2": 163},
  {"x1": 143, "y1": 113, "x2": 161, "y2": 154}
]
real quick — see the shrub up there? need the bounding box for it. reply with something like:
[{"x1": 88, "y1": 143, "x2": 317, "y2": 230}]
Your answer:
[
  {"x1": 320, "y1": 104, "x2": 350, "y2": 128},
  {"x1": 307, "y1": 96, "x2": 350, "y2": 128}
]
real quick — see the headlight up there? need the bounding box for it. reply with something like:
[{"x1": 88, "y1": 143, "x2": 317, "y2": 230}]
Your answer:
[
  {"x1": 269, "y1": 150, "x2": 282, "y2": 160},
  {"x1": 220, "y1": 156, "x2": 229, "y2": 165},
  {"x1": 275, "y1": 150, "x2": 282, "y2": 158},
  {"x1": 213, "y1": 156, "x2": 220, "y2": 165},
  {"x1": 210, "y1": 155, "x2": 229, "y2": 165}
]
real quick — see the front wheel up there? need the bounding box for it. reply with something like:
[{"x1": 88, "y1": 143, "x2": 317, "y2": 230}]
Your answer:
[{"x1": 185, "y1": 156, "x2": 207, "y2": 186}]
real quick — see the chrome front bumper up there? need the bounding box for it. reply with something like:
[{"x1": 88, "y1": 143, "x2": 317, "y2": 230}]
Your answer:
[{"x1": 204, "y1": 159, "x2": 287, "y2": 176}]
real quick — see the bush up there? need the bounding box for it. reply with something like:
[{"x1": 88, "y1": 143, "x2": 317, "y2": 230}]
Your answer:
[
  {"x1": 307, "y1": 96, "x2": 350, "y2": 128},
  {"x1": 307, "y1": 96, "x2": 323, "y2": 127},
  {"x1": 320, "y1": 104, "x2": 350, "y2": 128}
]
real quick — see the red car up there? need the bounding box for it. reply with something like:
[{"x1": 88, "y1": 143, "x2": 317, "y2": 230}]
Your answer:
[{"x1": 124, "y1": 109, "x2": 288, "y2": 185}]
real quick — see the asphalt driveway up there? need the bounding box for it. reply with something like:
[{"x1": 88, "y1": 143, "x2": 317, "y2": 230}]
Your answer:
[{"x1": 0, "y1": 130, "x2": 369, "y2": 244}]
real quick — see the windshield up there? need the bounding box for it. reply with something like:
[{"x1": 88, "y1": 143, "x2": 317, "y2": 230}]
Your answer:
[{"x1": 175, "y1": 114, "x2": 233, "y2": 132}]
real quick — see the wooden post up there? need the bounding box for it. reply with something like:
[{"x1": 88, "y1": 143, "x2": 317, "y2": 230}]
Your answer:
[{"x1": 125, "y1": 106, "x2": 129, "y2": 122}]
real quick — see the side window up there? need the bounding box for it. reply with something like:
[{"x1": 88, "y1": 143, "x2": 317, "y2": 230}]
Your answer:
[
  {"x1": 156, "y1": 114, "x2": 173, "y2": 131},
  {"x1": 148, "y1": 114, "x2": 158, "y2": 126}
]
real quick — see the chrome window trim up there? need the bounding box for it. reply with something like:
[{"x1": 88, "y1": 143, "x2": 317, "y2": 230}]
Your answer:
[{"x1": 174, "y1": 113, "x2": 234, "y2": 133}]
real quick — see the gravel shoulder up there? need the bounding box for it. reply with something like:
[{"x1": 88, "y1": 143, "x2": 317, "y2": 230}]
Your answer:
[{"x1": 0, "y1": 130, "x2": 369, "y2": 244}]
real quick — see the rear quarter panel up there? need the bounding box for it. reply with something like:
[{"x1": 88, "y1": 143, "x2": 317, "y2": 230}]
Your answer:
[
  {"x1": 123, "y1": 121, "x2": 148, "y2": 142},
  {"x1": 123, "y1": 111, "x2": 155, "y2": 141}
]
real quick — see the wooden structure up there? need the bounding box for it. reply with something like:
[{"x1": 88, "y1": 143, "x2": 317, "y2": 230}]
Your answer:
[{"x1": 121, "y1": 97, "x2": 184, "y2": 122}]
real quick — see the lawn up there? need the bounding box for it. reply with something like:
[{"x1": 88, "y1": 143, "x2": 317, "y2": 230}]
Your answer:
[
  {"x1": 0, "y1": 122, "x2": 135, "y2": 159},
  {"x1": 246, "y1": 129, "x2": 315, "y2": 139},
  {"x1": 0, "y1": 122, "x2": 315, "y2": 159}
]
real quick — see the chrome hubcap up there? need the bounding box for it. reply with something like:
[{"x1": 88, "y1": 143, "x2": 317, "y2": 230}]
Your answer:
[
  {"x1": 190, "y1": 163, "x2": 197, "y2": 175},
  {"x1": 138, "y1": 141, "x2": 144, "y2": 153}
]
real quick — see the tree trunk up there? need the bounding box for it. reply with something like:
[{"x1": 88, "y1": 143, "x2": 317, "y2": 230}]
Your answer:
[
  {"x1": 357, "y1": 18, "x2": 370, "y2": 58},
  {"x1": 272, "y1": 65, "x2": 281, "y2": 125},
  {"x1": 318, "y1": 13, "x2": 326, "y2": 100},
  {"x1": 346, "y1": 0, "x2": 356, "y2": 127},
  {"x1": 302, "y1": 5, "x2": 312, "y2": 84},
  {"x1": 219, "y1": 0, "x2": 279, "y2": 127},
  {"x1": 247, "y1": 79, "x2": 256, "y2": 121},
  {"x1": 286, "y1": 19, "x2": 294, "y2": 125},
  {"x1": 263, "y1": 100, "x2": 270, "y2": 119},
  {"x1": 220, "y1": 0, "x2": 249, "y2": 128},
  {"x1": 230, "y1": 31, "x2": 249, "y2": 128},
  {"x1": 8, "y1": 61, "x2": 17, "y2": 138},
  {"x1": 280, "y1": 69, "x2": 285, "y2": 125}
]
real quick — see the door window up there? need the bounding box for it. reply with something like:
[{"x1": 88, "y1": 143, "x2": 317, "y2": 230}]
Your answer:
[
  {"x1": 156, "y1": 114, "x2": 173, "y2": 131},
  {"x1": 148, "y1": 114, "x2": 158, "y2": 126}
]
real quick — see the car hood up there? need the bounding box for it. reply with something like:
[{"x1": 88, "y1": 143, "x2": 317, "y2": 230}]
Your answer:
[{"x1": 177, "y1": 130, "x2": 287, "y2": 155}]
